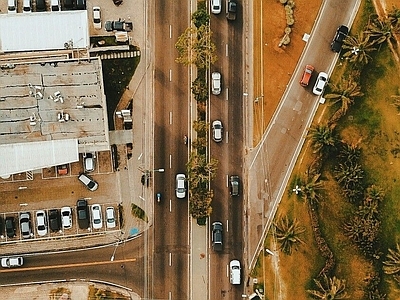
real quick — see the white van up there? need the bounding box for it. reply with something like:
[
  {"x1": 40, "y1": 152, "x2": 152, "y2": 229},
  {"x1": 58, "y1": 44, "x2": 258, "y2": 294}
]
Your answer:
[
  {"x1": 51, "y1": 0, "x2": 60, "y2": 11},
  {"x1": 229, "y1": 260, "x2": 241, "y2": 285},
  {"x1": 23, "y1": 0, "x2": 31, "y2": 13},
  {"x1": 7, "y1": 0, "x2": 17, "y2": 14}
]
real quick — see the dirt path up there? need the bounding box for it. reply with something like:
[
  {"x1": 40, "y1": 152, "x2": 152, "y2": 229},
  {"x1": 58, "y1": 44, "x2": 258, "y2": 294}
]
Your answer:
[{"x1": 270, "y1": 234, "x2": 287, "y2": 300}]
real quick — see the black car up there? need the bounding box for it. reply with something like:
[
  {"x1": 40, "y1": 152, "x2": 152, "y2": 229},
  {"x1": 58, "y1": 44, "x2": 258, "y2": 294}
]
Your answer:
[
  {"x1": 331, "y1": 25, "x2": 349, "y2": 53},
  {"x1": 49, "y1": 209, "x2": 61, "y2": 232},
  {"x1": 212, "y1": 221, "x2": 223, "y2": 252},
  {"x1": 5, "y1": 217, "x2": 16, "y2": 238},
  {"x1": 230, "y1": 175, "x2": 240, "y2": 196},
  {"x1": 76, "y1": 199, "x2": 89, "y2": 229},
  {"x1": 0, "y1": 216, "x2": 3, "y2": 237}
]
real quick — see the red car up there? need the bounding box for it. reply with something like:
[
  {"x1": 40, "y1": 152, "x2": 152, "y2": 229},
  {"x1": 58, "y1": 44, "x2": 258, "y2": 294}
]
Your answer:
[{"x1": 300, "y1": 64, "x2": 314, "y2": 87}]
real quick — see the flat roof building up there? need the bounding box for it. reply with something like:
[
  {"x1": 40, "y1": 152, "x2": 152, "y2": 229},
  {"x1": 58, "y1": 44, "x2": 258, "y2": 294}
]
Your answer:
[
  {"x1": 0, "y1": 11, "x2": 89, "y2": 53},
  {"x1": 0, "y1": 58, "x2": 109, "y2": 177}
]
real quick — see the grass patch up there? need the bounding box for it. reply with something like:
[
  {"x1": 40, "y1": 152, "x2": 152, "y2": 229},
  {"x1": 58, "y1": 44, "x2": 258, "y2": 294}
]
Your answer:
[
  {"x1": 49, "y1": 287, "x2": 70, "y2": 300},
  {"x1": 131, "y1": 203, "x2": 148, "y2": 222},
  {"x1": 88, "y1": 284, "x2": 130, "y2": 300},
  {"x1": 253, "y1": 0, "x2": 400, "y2": 298}
]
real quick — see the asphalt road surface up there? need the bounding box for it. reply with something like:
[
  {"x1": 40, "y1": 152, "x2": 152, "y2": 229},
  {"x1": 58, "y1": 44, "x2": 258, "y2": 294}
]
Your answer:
[
  {"x1": 246, "y1": 0, "x2": 361, "y2": 270},
  {"x1": 209, "y1": 2, "x2": 245, "y2": 300},
  {"x1": 152, "y1": 0, "x2": 191, "y2": 299}
]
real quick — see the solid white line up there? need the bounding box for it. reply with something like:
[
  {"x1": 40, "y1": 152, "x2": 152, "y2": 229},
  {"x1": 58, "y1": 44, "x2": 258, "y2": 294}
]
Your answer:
[{"x1": 169, "y1": 25, "x2": 172, "y2": 39}]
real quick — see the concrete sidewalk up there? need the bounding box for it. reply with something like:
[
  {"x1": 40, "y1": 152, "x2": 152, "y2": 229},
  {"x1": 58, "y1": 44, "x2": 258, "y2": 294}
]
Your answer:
[{"x1": 190, "y1": 218, "x2": 208, "y2": 300}]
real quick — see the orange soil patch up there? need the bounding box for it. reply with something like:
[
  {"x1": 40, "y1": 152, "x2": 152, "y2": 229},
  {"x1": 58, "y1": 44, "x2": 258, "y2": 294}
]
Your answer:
[{"x1": 252, "y1": 0, "x2": 322, "y2": 145}]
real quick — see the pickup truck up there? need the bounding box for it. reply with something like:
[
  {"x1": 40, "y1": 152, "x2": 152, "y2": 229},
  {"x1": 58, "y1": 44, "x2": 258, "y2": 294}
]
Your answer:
[{"x1": 105, "y1": 19, "x2": 133, "y2": 32}]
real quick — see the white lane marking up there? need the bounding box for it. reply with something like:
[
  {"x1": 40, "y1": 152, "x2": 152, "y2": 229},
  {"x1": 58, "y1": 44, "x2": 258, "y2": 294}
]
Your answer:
[
  {"x1": 169, "y1": 291, "x2": 172, "y2": 300},
  {"x1": 138, "y1": 153, "x2": 143, "y2": 160},
  {"x1": 169, "y1": 69, "x2": 172, "y2": 82},
  {"x1": 169, "y1": 111, "x2": 172, "y2": 124},
  {"x1": 226, "y1": 175, "x2": 229, "y2": 187},
  {"x1": 226, "y1": 219, "x2": 229, "y2": 232},
  {"x1": 169, "y1": 25, "x2": 172, "y2": 39},
  {"x1": 225, "y1": 88, "x2": 229, "y2": 101},
  {"x1": 169, "y1": 154, "x2": 172, "y2": 168},
  {"x1": 169, "y1": 199, "x2": 172, "y2": 212},
  {"x1": 169, "y1": 252, "x2": 172, "y2": 266},
  {"x1": 225, "y1": 131, "x2": 229, "y2": 143},
  {"x1": 226, "y1": 43, "x2": 228, "y2": 56}
]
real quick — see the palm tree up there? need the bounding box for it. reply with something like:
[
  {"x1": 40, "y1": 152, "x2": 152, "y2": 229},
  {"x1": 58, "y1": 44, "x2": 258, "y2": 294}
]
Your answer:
[
  {"x1": 274, "y1": 216, "x2": 305, "y2": 255},
  {"x1": 300, "y1": 173, "x2": 324, "y2": 207},
  {"x1": 365, "y1": 16, "x2": 395, "y2": 45},
  {"x1": 342, "y1": 32, "x2": 377, "y2": 65},
  {"x1": 383, "y1": 244, "x2": 400, "y2": 275},
  {"x1": 388, "y1": 6, "x2": 400, "y2": 28},
  {"x1": 338, "y1": 142, "x2": 361, "y2": 164},
  {"x1": 307, "y1": 124, "x2": 337, "y2": 155},
  {"x1": 307, "y1": 274, "x2": 348, "y2": 299},
  {"x1": 325, "y1": 76, "x2": 364, "y2": 119}
]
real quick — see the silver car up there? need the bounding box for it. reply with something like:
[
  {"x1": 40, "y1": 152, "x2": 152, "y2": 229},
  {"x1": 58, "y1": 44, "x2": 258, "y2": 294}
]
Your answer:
[
  {"x1": 106, "y1": 207, "x2": 116, "y2": 229},
  {"x1": 19, "y1": 212, "x2": 32, "y2": 239},
  {"x1": 211, "y1": 72, "x2": 221, "y2": 95},
  {"x1": 61, "y1": 207, "x2": 72, "y2": 229},
  {"x1": 176, "y1": 174, "x2": 186, "y2": 199}
]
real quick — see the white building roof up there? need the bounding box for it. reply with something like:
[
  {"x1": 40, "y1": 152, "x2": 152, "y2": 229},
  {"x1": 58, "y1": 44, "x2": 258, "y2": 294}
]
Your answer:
[
  {"x1": 0, "y1": 139, "x2": 79, "y2": 177},
  {"x1": 0, "y1": 11, "x2": 89, "y2": 53}
]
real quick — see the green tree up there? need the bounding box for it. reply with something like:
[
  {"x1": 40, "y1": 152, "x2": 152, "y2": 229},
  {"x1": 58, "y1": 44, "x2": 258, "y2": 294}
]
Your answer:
[
  {"x1": 307, "y1": 274, "x2": 348, "y2": 299},
  {"x1": 342, "y1": 32, "x2": 377, "y2": 65},
  {"x1": 300, "y1": 173, "x2": 324, "y2": 207},
  {"x1": 175, "y1": 25, "x2": 217, "y2": 68},
  {"x1": 338, "y1": 142, "x2": 361, "y2": 164},
  {"x1": 325, "y1": 76, "x2": 364, "y2": 120},
  {"x1": 388, "y1": 6, "x2": 400, "y2": 28},
  {"x1": 274, "y1": 216, "x2": 305, "y2": 255},
  {"x1": 191, "y1": 8, "x2": 210, "y2": 28},
  {"x1": 383, "y1": 244, "x2": 400, "y2": 275},
  {"x1": 307, "y1": 124, "x2": 337, "y2": 155},
  {"x1": 365, "y1": 16, "x2": 395, "y2": 45},
  {"x1": 191, "y1": 75, "x2": 208, "y2": 102}
]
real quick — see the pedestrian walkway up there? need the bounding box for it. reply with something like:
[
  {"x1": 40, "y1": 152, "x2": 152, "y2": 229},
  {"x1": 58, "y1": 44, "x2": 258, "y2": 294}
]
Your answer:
[{"x1": 190, "y1": 218, "x2": 208, "y2": 300}]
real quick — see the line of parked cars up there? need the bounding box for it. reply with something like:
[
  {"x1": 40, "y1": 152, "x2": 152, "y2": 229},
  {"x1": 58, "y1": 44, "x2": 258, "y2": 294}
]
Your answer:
[
  {"x1": 7, "y1": 0, "x2": 86, "y2": 14},
  {"x1": 211, "y1": 0, "x2": 237, "y2": 21},
  {"x1": 299, "y1": 25, "x2": 349, "y2": 96},
  {"x1": 0, "y1": 202, "x2": 117, "y2": 240}
]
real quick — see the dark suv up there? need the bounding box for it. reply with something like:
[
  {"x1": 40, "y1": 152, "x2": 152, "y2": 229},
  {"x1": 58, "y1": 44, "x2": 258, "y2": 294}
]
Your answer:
[
  {"x1": 331, "y1": 25, "x2": 349, "y2": 53},
  {"x1": 49, "y1": 209, "x2": 61, "y2": 232},
  {"x1": 212, "y1": 221, "x2": 223, "y2": 251},
  {"x1": 230, "y1": 175, "x2": 240, "y2": 196},
  {"x1": 5, "y1": 217, "x2": 16, "y2": 238},
  {"x1": 77, "y1": 199, "x2": 89, "y2": 229},
  {"x1": 19, "y1": 212, "x2": 32, "y2": 239}
]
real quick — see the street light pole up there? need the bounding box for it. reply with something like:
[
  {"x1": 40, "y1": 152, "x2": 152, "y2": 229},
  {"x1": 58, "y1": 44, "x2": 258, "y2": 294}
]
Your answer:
[
  {"x1": 110, "y1": 242, "x2": 119, "y2": 261},
  {"x1": 254, "y1": 95, "x2": 265, "y2": 132}
]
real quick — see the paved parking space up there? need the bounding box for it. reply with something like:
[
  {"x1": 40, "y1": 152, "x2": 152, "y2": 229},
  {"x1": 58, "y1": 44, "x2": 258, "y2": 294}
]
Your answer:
[{"x1": 0, "y1": 204, "x2": 120, "y2": 244}]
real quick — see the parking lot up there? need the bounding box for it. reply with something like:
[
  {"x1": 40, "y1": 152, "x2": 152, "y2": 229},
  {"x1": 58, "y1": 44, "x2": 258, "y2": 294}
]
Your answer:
[{"x1": 0, "y1": 203, "x2": 120, "y2": 243}]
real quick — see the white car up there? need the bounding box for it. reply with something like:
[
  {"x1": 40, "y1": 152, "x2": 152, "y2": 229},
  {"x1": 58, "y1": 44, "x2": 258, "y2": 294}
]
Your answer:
[
  {"x1": 61, "y1": 207, "x2": 72, "y2": 229},
  {"x1": 93, "y1": 7, "x2": 101, "y2": 30},
  {"x1": 229, "y1": 260, "x2": 241, "y2": 285},
  {"x1": 35, "y1": 210, "x2": 47, "y2": 236},
  {"x1": 1, "y1": 257, "x2": 23, "y2": 268},
  {"x1": 313, "y1": 72, "x2": 328, "y2": 96},
  {"x1": 211, "y1": 72, "x2": 221, "y2": 95},
  {"x1": 91, "y1": 204, "x2": 103, "y2": 229},
  {"x1": 106, "y1": 207, "x2": 116, "y2": 228},
  {"x1": 175, "y1": 174, "x2": 186, "y2": 199},
  {"x1": 212, "y1": 120, "x2": 223, "y2": 142},
  {"x1": 83, "y1": 152, "x2": 96, "y2": 172},
  {"x1": 211, "y1": 0, "x2": 221, "y2": 14}
]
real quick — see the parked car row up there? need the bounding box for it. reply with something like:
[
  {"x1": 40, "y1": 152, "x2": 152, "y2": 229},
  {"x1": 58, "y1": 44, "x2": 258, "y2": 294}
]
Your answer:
[
  {"x1": 7, "y1": 0, "x2": 86, "y2": 14},
  {"x1": 0, "y1": 203, "x2": 117, "y2": 240},
  {"x1": 211, "y1": 0, "x2": 237, "y2": 21},
  {"x1": 299, "y1": 25, "x2": 349, "y2": 96}
]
